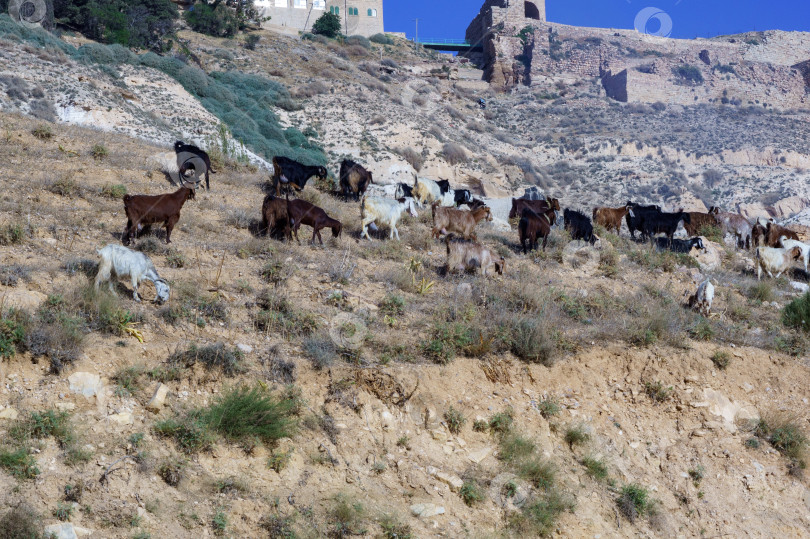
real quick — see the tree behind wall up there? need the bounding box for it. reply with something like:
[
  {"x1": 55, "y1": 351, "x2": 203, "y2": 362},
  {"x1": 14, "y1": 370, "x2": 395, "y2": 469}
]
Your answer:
[{"x1": 312, "y1": 12, "x2": 340, "y2": 38}]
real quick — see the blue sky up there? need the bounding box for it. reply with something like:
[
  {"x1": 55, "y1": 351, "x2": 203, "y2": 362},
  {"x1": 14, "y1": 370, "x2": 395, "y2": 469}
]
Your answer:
[{"x1": 385, "y1": 0, "x2": 810, "y2": 41}]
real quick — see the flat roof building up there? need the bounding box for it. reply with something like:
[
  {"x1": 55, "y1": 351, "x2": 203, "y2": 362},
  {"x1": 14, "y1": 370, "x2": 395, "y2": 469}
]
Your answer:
[{"x1": 256, "y1": 0, "x2": 384, "y2": 37}]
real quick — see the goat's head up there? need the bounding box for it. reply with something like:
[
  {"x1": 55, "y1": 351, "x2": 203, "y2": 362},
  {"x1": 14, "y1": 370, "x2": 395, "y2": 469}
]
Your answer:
[
  {"x1": 332, "y1": 222, "x2": 343, "y2": 238},
  {"x1": 316, "y1": 166, "x2": 328, "y2": 179},
  {"x1": 484, "y1": 207, "x2": 493, "y2": 222},
  {"x1": 173, "y1": 140, "x2": 185, "y2": 152},
  {"x1": 791, "y1": 246, "x2": 803, "y2": 260},
  {"x1": 495, "y1": 256, "x2": 505, "y2": 275},
  {"x1": 153, "y1": 279, "x2": 171, "y2": 304},
  {"x1": 694, "y1": 238, "x2": 706, "y2": 251}
]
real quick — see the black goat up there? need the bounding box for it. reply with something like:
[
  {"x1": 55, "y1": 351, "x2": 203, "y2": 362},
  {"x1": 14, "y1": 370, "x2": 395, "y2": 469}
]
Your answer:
[
  {"x1": 563, "y1": 209, "x2": 596, "y2": 245},
  {"x1": 454, "y1": 189, "x2": 473, "y2": 207},
  {"x1": 655, "y1": 236, "x2": 705, "y2": 253},
  {"x1": 174, "y1": 141, "x2": 215, "y2": 190},
  {"x1": 272, "y1": 156, "x2": 327, "y2": 196},
  {"x1": 625, "y1": 202, "x2": 662, "y2": 240},
  {"x1": 436, "y1": 179, "x2": 451, "y2": 195},
  {"x1": 642, "y1": 211, "x2": 691, "y2": 243},
  {"x1": 339, "y1": 159, "x2": 373, "y2": 201}
]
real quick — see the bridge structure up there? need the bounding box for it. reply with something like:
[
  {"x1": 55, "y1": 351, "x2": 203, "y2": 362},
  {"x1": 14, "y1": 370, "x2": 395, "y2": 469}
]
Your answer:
[{"x1": 415, "y1": 38, "x2": 482, "y2": 53}]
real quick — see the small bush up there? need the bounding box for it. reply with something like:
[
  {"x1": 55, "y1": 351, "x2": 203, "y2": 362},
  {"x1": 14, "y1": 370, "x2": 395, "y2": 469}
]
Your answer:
[
  {"x1": 53, "y1": 501, "x2": 74, "y2": 521},
  {"x1": 509, "y1": 490, "x2": 572, "y2": 536},
  {"x1": 345, "y1": 35, "x2": 371, "y2": 49},
  {"x1": 158, "y1": 457, "x2": 185, "y2": 487},
  {"x1": 244, "y1": 34, "x2": 260, "y2": 50},
  {"x1": 498, "y1": 432, "x2": 536, "y2": 463},
  {"x1": 169, "y1": 343, "x2": 244, "y2": 376},
  {"x1": 100, "y1": 184, "x2": 127, "y2": 199},
  {"x1": 689, "y1": 317, "x2": 714, "y2": 341},
  {"x1": 267, "y1": 449, "x2": 292, "y2": 473},
  {"x1": 536, "y1": 398, "x2": 560, "y2": 418},
  {"x1": 303, "y1": 336, "x2": 337, "y2": 370},
  {"x1": 0, "y1": 309, "x2": 28, "y2": 358},
  {"x1": 0, "y1": 448, "x2": 40, "y2": 479},
  {"x1": 369, "y1": 33, "x2": 394, "y2": 45},
  {"x1": 582, "y1": 456, "x2": 608, "y2": 480},
  {"x1": 618, "y1": 483, "x2": 651, "y2": 522},
  {"x1": 328, "y1": 495, "x2": 365, "y2": 537},
  {"x1": 688, "y1": 465, "x2": 705, "y2": 486},
  {"x1": 644, "y1": 381, "x2": 673, "y2": 403},
  {"x1": 260, "y1": 514, "x2": 297, "y2": 538},
  {"x1": 184, "y1": 2, "x2": 240, "y2": 37},
  {"x1": 564, "y1": 424, "x2": 590, "y2": 448},
  {"x1": 32, "y1": 124, "x2": 53, "y2": 139},
  {"x1": 212, "y1": 510, "x2": 228, "y2": 536},
  {"x1": 90, "y1": 144, "x2": 108, "y2": 160},
  {"x1": 423, "y1": 323, "x2": 473, "y2": 364},
  {"x1": 166, "y1": 249, "x2": 186, "y2": 268},
  {"x1": 672, "y1": 64, "x2": 704, "y2": 85},
  {"x1": 48, "y1": 175, "x2": 79, "y2": 197},
  {"x1": 460, "y1": 479, "x2": 484, "y2": 506},
  {"x1": 112, "y1": 365, "x2": 143, "y2": 396},
  {"x1": 0, "y1": 224, "x2": 26, "y2": 246},
  {"x1": 783, "y1": 292, "x2": 810, "y2": 332},
  {"x1": 711, "y1": 350, "x2": 731, "y2": 370},
  {"x1": 442, "y1": 142, "x2": 467, "y2": 165},
  {"x1": 0, "y1": 504, "x2": 45, "y2": 538},
  {"x1": 488, "y1": 409, "x2": 514, "y2": 436},
  {"x1": 510, "y1": 318, "x2": 555, "y2": 366},
  {"x1": 396, "y1": 147, "x2": 424, "y2": 171},
  {"x1": 444, "y1": 407, "x2": 466, "y2": 435},
  {"x1": 755, "y1": 412, "x2": 808, "y2": 463},
  {"x1": 518, "y1": 457, "x2": 557, "y2": 489},
  {"x1": 154, "y1": 414, "x2": 214, "y2": 454},
  {"x1": 204, "y1": 385, "x2": 298, "y2": 446},
  {"x1": 379, "y1": 294, "x2": 406, "y2": 315},
  {"x1": 748, "y1": 282, "x2": 775, "y2": 303}
]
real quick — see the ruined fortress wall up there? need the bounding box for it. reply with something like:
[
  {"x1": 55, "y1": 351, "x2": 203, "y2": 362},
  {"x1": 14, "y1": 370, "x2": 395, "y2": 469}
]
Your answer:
[{"x1": 466, "y1": 0, "x2": 545, "y2": 45}]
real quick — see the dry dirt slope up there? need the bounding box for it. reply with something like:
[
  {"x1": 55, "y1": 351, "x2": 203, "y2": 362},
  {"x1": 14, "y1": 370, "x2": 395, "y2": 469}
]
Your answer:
[{"x1": 1, "y1": 109, "x2": 810, "y2": 539}]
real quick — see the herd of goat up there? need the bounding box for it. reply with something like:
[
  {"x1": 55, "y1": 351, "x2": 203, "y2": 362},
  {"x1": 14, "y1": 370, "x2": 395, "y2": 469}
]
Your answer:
[{"x1": 88, "y1": 142, "x2": 810, "y2": 313}]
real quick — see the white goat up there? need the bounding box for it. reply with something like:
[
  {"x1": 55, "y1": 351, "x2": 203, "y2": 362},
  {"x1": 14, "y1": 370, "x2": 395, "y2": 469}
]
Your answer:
[
  {"x1": 437, "y1": 191, "x2": 456, "y2": 207},
  {"x1": 95, "y1": 244, "x2": 170, "y2": 303},
  {"x1": 687, "y1": 279, "x2": 715, "y2": 317},
  {"x1": 755, "y1": 245, "x2": 803, "y2": 280},
  {"x1": 778, "y1": 235, "x2": 810, "y2": 273},
  {"x1": 360, "y1": 196, "x2": 418, "y2": 241},
  {"x1": 412, "y1": 178, "x2": 442, "y2": 207}
]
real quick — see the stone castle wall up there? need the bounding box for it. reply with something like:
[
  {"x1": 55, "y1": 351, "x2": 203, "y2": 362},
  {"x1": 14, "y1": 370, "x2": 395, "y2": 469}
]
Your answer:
[{"x1": 257, "y1": 0, "x2": 383, "y2": 37}]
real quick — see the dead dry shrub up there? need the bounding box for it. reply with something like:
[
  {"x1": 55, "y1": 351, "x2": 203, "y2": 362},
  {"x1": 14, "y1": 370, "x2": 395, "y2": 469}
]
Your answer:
[
  {"x1": 442, "y1": 142, "x2": 468, "y2": 165},
  {"x1": 395, "y1": 147, "x2": 424, "y2": 171}
]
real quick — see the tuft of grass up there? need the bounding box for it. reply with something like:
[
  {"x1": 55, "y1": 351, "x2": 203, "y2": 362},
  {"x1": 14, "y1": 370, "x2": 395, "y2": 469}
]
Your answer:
[
  {"x1": 508, "y1": 489, "x2": 572, "y2": 536},
  {"x1": 380, "y1": 514, "x2": 412, "y2": 539},
  {"x1": 444, "y1": 406, "x2": 466, "y2": 435},
  {"x1": 0, "y1": 223, "x2": 27, "y2": 245},
  {"x1": 518, "y1": 457, "x2": 557, "y2": 490},
  {"x1": 100, "y1": 183, "x2": 127, "y2": 199},
  {"x1": 563, "y1": 424, "x2": 590, "y2": 448},
  {"x1": 32, "y1": 124, "x2": 53, "y2": 139},
  {"x1": 166, "y1": 249, "x2": 186, "y2": 268},
  {"x1": 509, "y1": 318, "x2": 555, "y2": 366},
  {"x1": 488, "y1": 409, "x2": 514, "y2": 436},
  {"x1": 203, "y1": 385, "x2": 298, "y2": 447},
  {"x1": 498, "y1": 432, "x2": 536, "y2": 463},
  {"x1": 0, "y1": 308, "x2": 28, "y2": 359},
  {"x1": 10, "y1": 409, "x2": 74, "y2": 447},
  {"x1": 689, "y1": 317, "x2": 714, "y2": 341},
  {"x1": 422, "y1": 323, "x2": 474, "y2": 364},
  {"x1": 267, "y1": 449, "x2": 292, "y2": 473},
  {"x1": 644, "y1": 381, "x2": 673, "y2": 403},
  {"x1": 442, "y1": 142, "x2": 468, "y2": 165},
  {"x1": 711, "y1": 350, "x2": 731, "y2": 370},
  {"x1": 0, "y1": 504, "x2": 46, "y2": 538},
  {"x1": 460, "y1": 479, "x2": 484, "y2": 506},
  {"x1": 688, "y1": 465, "x2": 705, "y2": 486},
  {"x1": 90, "y1": 144, "x2": 108, "y2": 159},
  {"x1": 754, "y1": 412, "x2": 808, "y2": 463},
  {"x1": 783, "y1": 292, "x2": 810, "y2": 332},
  {"x1": 536, "y1": 398, "x2": 560, "y2": 419},
  {"x1": 158, "y1": 457, "x2": 185, "y2": 487},
  {"x1": 53, "y1": 501, "x2": 74, "y2": 521},
  {"x1": 582, "y1": 456, "x2": 609, "y2": 481},
  {"x1": 328, "y1": 495, "x2": 365, "y2": 538},
  {"x1": 0, "y1": 448, "x2": 40, "y2": 479},
  {"x1": 617, "y1": 483, "x2": 651, "y2": 522},
  {"x1": 212, "y1": 510, "x2": 228, "y2": 536},
  {"x1": 112, "y1": 365, "x2": 143, "y2": 396},
  {"x1": 168, "y1": 343, "x2": 244, "y2": 376},
  {"x1": 747, "y1": 282, "x2": 775, "y2": 303},
  {"x1": 215, "y1": 476, "x2": 249, "y2": 495},
  {"x1": 472, "y1": 420, "x2": 488, "y2": 433},
  {"x1": 303, "y1": 335, "x2": 337, "y2": 370},
  {"x1": 379, "y1": 294, "x2": 406, "y2": 316}
]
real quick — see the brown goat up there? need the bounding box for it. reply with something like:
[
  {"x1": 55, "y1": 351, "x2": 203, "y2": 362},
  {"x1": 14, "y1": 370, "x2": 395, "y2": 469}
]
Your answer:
[
  {"x1": 122, "y1": 185, "x2": 195, "y2": 246},
  {"x1": 752, "y1": 222, "x2": 767, "y2": 248},
  {"x1": 683, "y1": 211, "x2": 719, "y2": 237},
  {"x1": 519, "y1": 207, "x2": 551, "y2": 253},
  {"x1": 261, "y1": 194, "x2": 290, "y2": 240},
  {"x1": 339, "y1": 159, "x2": 373, "y2": 201},
  {"x1": 509, "y1": 197, "x2": 560, "y2": 224},
  {"x1": 431, "y1": 204, "x2": 492, "y2": 240},
  {"x1": 445, "y1": 238, "x2": 504, "y2": 277},
  {"x1": 593, "y1": 205, "x2": 630, "y2": 234},
  {"x1": 765, "y1": 221, "x2": 800, "y2": 247},
  {"x1": 285, "y1": 197, "x2": 342, "y2": 245}
]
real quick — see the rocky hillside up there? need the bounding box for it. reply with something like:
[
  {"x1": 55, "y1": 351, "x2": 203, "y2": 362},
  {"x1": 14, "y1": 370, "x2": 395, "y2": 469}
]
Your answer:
[{"x1": 1, "y1": 19, "x2": 810, "y2": 539}]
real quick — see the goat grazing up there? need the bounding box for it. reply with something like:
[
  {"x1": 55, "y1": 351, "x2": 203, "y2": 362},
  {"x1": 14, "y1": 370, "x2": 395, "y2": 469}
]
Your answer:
[
  {"x1": 683, "y1": 210, "x2": 719, "y2": 237},
  {"x1": 714, "y1": 210, "x2": 752, "y2": 249},
  {"x1": 446, "y1": 239, "x2": 504, "y2": 277},
  {"x1": 765, "y1": 221, "x2": 800, "y2": 247},
  {"x1": 687, "y1": 279, "x2": 714, "y2": 317},
  {"x1": 453, "y1": 189, "x2": 473, "y2": 207},
  {"x1": 261, "y1": 194, "x2": 290, "y2": 240},
  {"x1": 564, "y1": 209, "x2": 597, "y2": 244},
  {"x1": 394, "y1": 183, "x2": 413, "y2": 199},
  {"x1": 122, "y1": 184, "x2": 195, "y2": 246},
  {"x1": 339, "y1": 159, "x2": 373, "y2": 201},
  {"x1": 174, "y1": 141, "x2": 215, "y2": 190},
  {"x1": 95, "y1": 244, "x2": 170, "y2": 303},
  {"x1": 640, "y1": 210, "x2": 690, "y2": 244},
  {"x1": 625, "y1": 202, "x2": 662, "y2": 239},
  {"x1": 593, "y1": 205, "x2": 630, "y2": 234},
  {"x1": 655, "y1": 236, "x2": 705, "y2": 253},
  {"x1": 272, "y1": 156, "x2": 327, "y2": 195},
  {"x1": 755, "y1": 245, "x2": 803, "y2": 280},
  {"x1": 519, "y1": 208, "x2": 551, "y2": 253},
  {"x1": 778, "y1": 236, "x2": 810, "y2": 273},
  {"x1": 509, "y1": 196, "x2": 560, "y2": 221},
  {"x1": 431, "y1": 204, "x2": 492, "y2": 240},
  {"x1": 285, "y1": 196, "x2": 342, "y2": 245},
  {"x1": 360, "y1": 196, "x2": 418, "y2": 241}
]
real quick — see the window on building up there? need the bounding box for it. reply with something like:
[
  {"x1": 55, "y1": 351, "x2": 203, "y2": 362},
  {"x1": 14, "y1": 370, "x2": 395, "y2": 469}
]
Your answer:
[
  {"x1": 274, "y1": 0, "x2": 286, "y2": 7},
  {"x1": 367, "y1": 8, "x2": 377, "y2": 16},
  {"x1": 293, "y1": 0, "x2": 306, "y2": 8},
  {"x1": 347, "y1": 7, "x2": 358, "y2": 16},
  {"x1": 330, "y1": 5, "x2": 339, "y2": 15},
  {"x1": 313, "y1": 0, "x2": 324, "y2": 9}
]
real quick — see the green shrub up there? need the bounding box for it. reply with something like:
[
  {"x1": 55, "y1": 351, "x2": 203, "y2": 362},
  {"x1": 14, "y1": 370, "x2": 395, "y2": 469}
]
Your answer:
[
  {"x1": 100, "y1": 184, "x2": 127, "y2": 199},
  {"x1": 328, "y1": 495, "x2": 364, "y2": 537},
  {"x1": 618, "y1": 483, "x2": 651, "y2": 521},
  {"x1": 169, "y1": 343, "x2": 244, "y2": 376},
  {"x1": 244, "y1": 33, "x2": 260, "y2": 50},
  {"x1": 564, "y1": 424, "x2": 590, "y2": 448},
  {"x1": 509, "y1": 490, "x2": 572, "y2": 537},
  {"x1": 312, "y1": 12, "x2": 341, "y2": 38},
  {"x1": 379, "y1": 514, "x2": 412, "y2": 539},
  {"x1": 672, "y1": 64, "x2": 704, "y2": 84},
  {"x1": 212, "y1": 510, "x2": 228, "y2": 535},
  {"x1": 689, "y1": 317, "x2": 714, "y2": 341},
  {"x1": 0, "y1": 448, "x2": 39, "y2": 479},
  {"x1": 0, "y1": 504, "x2": 46, "y2": 538},
  {"x1": 0, "y1": 309, "x2": 27, "y2": 358},
  {"x1": 582, "y1": 456, "x2": 608, "y2": 480},
  {"x1": 510, "y1": 318, "x2": 555, "y2": 366},
  {"x1": 460, "y1": 480, "x2": 484, "y2": 506},
  {"x1": 203, "y1": 386, "x2": 298, "y2": 446},
  {"x1": 518, "y1": 457, "x2": 557, "y2": 489},
  {"x1": 498, "y1": 432, "x2": 536, "y2": 463},
  {"x1": 536, "y1": 398, "x2": 560, "y2": 418},
  {"x1": 711, "y1": 350, "x2": 731, "y2": 370},
  {"x1": 644, "y1": 381, "x2": 673, "y2": 403},
  {"x1": 112, "y1": 366, "x2": 144, "y2": 396},
  {"x1": 488, "y1": 409, "x2": 514, "y2": 436},
  {"x1": 423, "y1": 323, "x2": 473, "y2": 364},
  {"x1": 369, "y1": 33, "x2": 394, "y2": 45},
  {"x1": 53, "y1": 501, "x2": 74, "y2": 521},
  {"x1": 0, "y1": 223, "x2": 26, "y2": 245},
  {"x1": 783, "y1": 292, "x2": 810, "y2": 332},
  {"x1": 444, "y1": 407, "x2": 466, "y2": 435},
  {"x1": 379, "y1": 294, "x2": 406, "y2": 315},
  {"x1": 91, "y1": 144, "x2": 108, "y2": 160},
  {"x1": 748, "y1": 282, "x2": 775, "y2": 303},
  {"x1": 755, "y1": 412, "x2": 808, "y2": 462},
  {"x1": 184, "y1": 2, "x2": 240, "y2": 37},
  {"x1": 10, "y1": 409, "x2": 74, "y2": 447}
]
